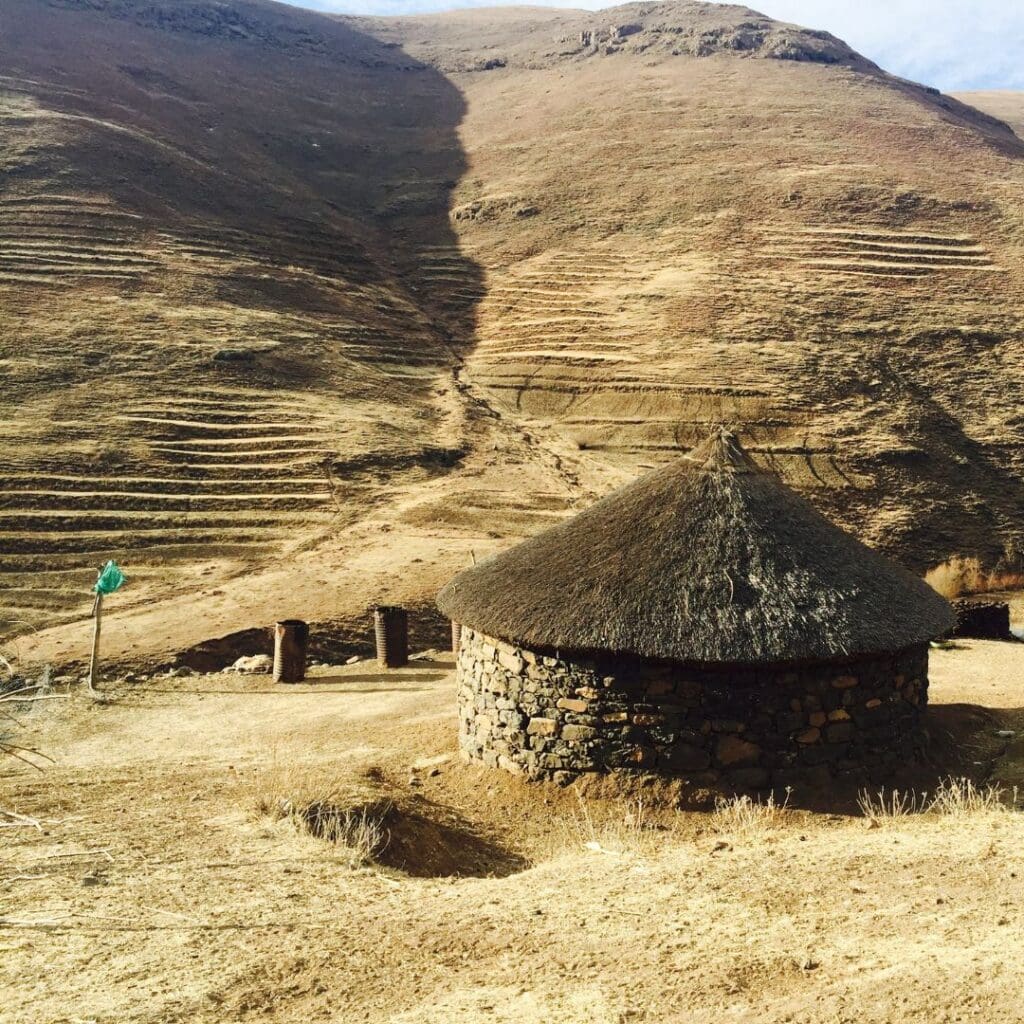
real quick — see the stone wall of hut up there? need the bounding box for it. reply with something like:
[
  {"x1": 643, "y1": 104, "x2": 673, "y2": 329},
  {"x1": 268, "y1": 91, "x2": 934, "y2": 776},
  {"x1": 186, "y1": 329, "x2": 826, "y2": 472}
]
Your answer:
[{"x1": 456, "y1": 627, "x2": 929, "y2": 790}]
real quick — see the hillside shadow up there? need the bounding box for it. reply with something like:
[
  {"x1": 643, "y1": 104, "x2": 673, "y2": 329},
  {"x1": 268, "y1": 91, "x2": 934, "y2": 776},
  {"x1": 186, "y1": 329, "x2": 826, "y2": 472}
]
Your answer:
[
  {"x1": 27, "y1": 1, "x2": 485, "y2": 379},
  {"x1": 865, "y1": 354, "x2": 1024, "y2": 573}
]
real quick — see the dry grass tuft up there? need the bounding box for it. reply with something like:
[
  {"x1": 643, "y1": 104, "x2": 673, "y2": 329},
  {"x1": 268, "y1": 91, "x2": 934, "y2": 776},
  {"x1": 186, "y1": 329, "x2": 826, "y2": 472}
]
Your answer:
[
  {"x1": 250, "y1": 763, "x2": 391, "y2": 868},
  {"x1": 298, "y1": 800, "x2": 391, "y2": 862},
  {"x1": 553, "y1": 794, "x2": 667, "y2": 857},
  {"x1": 712, "y1": 790, "x2": 791, "y2": 836},
  {"x1": 925, "y1": 556, "x2": 1024, "y2": 599},
  {"x1": 927, "y1": 777, "x2": 1017, "y2": 816},
  {"x1": 858, "y1": 777, "x2": 1017, "y2": 822}
]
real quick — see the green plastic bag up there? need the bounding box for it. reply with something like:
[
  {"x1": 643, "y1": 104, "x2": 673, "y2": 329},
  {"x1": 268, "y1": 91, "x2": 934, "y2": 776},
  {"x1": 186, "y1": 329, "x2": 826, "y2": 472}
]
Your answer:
[{"x1": 94, "y1": 560, "x2": 126, "y2": 596}]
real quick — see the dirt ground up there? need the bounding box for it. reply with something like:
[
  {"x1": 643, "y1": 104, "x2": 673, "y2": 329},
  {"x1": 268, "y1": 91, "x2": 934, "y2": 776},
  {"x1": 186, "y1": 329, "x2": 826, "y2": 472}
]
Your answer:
[{"x1": 2, "y1": 639, "x2": 1023, "y2": 1024}]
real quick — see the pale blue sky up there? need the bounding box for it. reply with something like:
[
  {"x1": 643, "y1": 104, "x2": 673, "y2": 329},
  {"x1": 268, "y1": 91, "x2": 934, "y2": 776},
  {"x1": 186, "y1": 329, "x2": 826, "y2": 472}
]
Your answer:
[{"x1": 295, "y1": 0, "x2": 1024, "y2": 92}]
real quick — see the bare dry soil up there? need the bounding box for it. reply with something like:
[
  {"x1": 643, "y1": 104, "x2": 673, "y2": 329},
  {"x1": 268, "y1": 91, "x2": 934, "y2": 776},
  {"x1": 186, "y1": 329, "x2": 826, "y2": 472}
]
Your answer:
[{"x1": 2, "y1": 639, "x2": 1024, "y2": 1023}]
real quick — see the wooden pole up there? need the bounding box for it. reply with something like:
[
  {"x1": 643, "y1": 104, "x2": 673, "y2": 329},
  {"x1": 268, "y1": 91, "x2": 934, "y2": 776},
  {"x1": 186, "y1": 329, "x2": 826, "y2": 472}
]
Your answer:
[{"x1": 88, "y1": 592, "x2": 103, "y2": 696}]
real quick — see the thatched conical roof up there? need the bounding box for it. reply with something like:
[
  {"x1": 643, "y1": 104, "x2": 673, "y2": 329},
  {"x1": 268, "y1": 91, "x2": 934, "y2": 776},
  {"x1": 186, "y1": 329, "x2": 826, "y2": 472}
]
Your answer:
[{"x1": 437, "y1": 430, "x2": 954, "y2": 664}]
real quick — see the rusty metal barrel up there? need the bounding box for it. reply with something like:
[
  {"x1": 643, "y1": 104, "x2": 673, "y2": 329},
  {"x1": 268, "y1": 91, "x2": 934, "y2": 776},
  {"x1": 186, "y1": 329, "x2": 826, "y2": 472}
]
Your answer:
[
  {"x1": 373, "y1": 606, "x2": 408, "y2": 668},
  {"x1": 273, "y1": 619, "x2": 309, "y2": 683},
  {"x1": 451, "y1": 621, "x2": 462, "y2": 656}
]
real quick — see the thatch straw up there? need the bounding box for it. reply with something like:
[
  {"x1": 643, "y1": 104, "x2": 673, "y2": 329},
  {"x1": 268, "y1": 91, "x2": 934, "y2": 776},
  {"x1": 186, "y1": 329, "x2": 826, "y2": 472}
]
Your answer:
[{"x1": 437, "y1": 430, "x2": 954, "y2": 665}]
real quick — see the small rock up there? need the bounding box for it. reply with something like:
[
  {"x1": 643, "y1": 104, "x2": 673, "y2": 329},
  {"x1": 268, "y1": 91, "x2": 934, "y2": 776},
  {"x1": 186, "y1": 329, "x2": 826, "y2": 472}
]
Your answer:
[
  {"x1": 428, "y1": 767, "x2": 441, "y2": 777},
  {"x1": 229, "y1": 654, "x2": 272, "y2": 674},
  {"x1": 213, "y1": 347, "x2": 255, "y2": 362}
]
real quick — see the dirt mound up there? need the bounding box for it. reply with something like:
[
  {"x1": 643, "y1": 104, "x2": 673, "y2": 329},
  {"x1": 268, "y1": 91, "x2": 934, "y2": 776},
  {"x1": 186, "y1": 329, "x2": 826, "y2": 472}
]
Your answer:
[{"x1": 303, "y1": 796, "x2": 529, "y2": 878}]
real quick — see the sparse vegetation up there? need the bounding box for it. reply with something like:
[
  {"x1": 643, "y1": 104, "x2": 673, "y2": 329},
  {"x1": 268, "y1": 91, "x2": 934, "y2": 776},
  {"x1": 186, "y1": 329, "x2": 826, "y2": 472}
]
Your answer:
[
  {"x1": 3, "y1": 643, "x2": 1024, "y2": 1021},
  {"x1": 925, "y1": 556, "x2": 1024, "y2": 599},
  {"x1": 857, "y1": 777, "x2": 1017, "y2": 821},
  {"x1": 553, "y1": 793, "x2": 666, "y2": 857},
  {"x1": 0, "y1": 642, "x2": 57, "y2": 771},
  {"x1": 712, "y1": 790, "x2": 791, "y2": 835},
  {"x1": 4, "y1": 0, "x2": 1024, "y2": 1020}
]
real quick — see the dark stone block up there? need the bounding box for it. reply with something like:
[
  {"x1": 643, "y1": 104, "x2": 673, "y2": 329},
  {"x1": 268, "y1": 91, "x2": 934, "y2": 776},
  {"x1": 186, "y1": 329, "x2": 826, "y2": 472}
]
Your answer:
[
  {"x1": 825, "y1": 722, "x2": 854, "y2": 743},
  {"x1": 727, "y1": 766, "x2": 770, "y2": 790},
  {"x1": 662, "y1": 742, "x2": 712, "y2": 772},
  {"x1": 776, "y1": 711, "x2": 806, "y2": 733},
  {"x1": 800, "y1": 743, "x2": 848, "y2": 766}
]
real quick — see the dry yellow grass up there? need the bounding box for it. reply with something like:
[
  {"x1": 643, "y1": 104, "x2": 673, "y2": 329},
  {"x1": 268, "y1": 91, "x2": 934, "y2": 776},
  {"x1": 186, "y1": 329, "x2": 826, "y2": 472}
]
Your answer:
[
  {"x1": 711, "y1": 790, "x2": 791, "y2": 835},
  {"x1": 2, "y1": 644, "x2": 1023, "y2": 1022},
  {"x1": 858, "y1": 777, "x2": 1017, "y2": 821},
  {"x1": 4, "y1": 8, "x2": 1024, "y2": 1014},
  {"x1": 925, "y1": 555, "x2": 1024, "y2": 598},
  {"x1": 249, "y1": 762, "x2": 392, "y2": 867}
]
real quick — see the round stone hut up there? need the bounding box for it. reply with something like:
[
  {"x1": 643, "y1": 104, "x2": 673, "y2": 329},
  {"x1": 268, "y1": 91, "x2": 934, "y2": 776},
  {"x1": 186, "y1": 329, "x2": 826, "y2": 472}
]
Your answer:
[{"x1": 437, "y1": 430, "x2": 954, "y2": 791}]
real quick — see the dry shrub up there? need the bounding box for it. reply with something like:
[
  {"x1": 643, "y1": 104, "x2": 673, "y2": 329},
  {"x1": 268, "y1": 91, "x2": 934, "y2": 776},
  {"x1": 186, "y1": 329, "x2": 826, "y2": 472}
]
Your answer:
[
  {"x1": 1, "y1": 651, "x2": 57, "y2": 770},
  {"x1": 925, "y1": 556, "x2": 1024, "y2": 599},
  {"x1": 712, "y1": 790, "x2": 790, "y2": 836},
  {"x1": 251, "y1": 763, "x2": 390, "y2": 868},
  {"x1": 927, "y1": 778, "x2": 1017, "y2": 817},
  {"x1": 299, "y1": 800, "x2": 390, "y2": 863},
  {"x1": 858, "y1": 777, "x2": 1017, "y2": 822},
  {"x1": 856, "y1": 787, "x2": 924, "y2": 819}
]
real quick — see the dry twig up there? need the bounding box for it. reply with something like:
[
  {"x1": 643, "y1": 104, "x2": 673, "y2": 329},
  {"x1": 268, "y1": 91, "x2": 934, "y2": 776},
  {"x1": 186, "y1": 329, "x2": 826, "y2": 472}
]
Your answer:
[{"x1": 0, "y1": 808, "x2": 42, "y2": 830}]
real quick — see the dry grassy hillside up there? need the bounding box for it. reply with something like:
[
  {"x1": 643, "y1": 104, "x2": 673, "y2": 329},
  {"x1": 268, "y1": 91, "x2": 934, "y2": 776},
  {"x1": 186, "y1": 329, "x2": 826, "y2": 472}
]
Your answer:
[
  {"x1": 3, "y1": 0, "x2": 1024, "y2": 659},
  {"x1": 360, "y1": 3, "x2": 1024, "y2": 565},
  {"x1": 0, "y1": 0, "x2": 500, "y2": 640}
]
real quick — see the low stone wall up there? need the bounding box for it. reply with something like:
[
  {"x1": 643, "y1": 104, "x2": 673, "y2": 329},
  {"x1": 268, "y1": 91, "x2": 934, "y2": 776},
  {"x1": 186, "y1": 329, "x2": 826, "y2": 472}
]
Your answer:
[{"x1": 456, "y1": 627, "x2": 929, "y2": 790}]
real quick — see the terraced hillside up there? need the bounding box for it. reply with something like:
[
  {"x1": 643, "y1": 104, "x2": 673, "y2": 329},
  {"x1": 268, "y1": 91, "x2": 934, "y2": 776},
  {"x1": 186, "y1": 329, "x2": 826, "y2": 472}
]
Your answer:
[
  {"x1": 4, "y1": 0, "x2": 1024, "y2": 654},
  {"x1": 363, "y1": 6, "x2": 1024, "y2": 565},
  {"x1": 0, "y1": 0, "x2": 484, "y2": 637}
]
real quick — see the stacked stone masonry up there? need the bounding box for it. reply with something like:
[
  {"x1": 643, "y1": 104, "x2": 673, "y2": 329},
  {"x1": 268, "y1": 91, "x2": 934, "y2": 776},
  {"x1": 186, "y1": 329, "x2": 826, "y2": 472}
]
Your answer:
[{"x1": 456, "y1": 627, "x2": 929, "y2": 789}]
